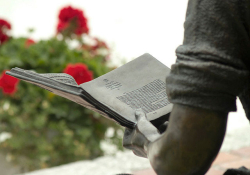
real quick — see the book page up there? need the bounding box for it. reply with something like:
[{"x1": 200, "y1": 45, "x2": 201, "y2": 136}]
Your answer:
[
  {"x1": 40, "y1": 73, "x2": 78, "y2": 86},
  {"x1": 80, "y1": 53, "x2": 173, "y2": 124},
  {"x1": 7, "y1": 68, "x2": 110, "y2": 120}
]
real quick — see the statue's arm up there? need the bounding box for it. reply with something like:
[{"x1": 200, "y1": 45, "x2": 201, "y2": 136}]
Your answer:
[
  {"x1": 147, "y1": 104, "x2": 227, "y2": 175},
  {"x1": 123, "y1": 105, "x2": 227, "y2": 174}
]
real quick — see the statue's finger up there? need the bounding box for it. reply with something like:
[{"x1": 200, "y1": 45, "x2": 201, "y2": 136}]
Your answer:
[
  {"x1": 132, "y1": 147, "x2": 147, "y2": 158},
  {"x1": 134, "y1": 110, "x2": 161, "y2": 143},
  {"x1": 123, "y1": 128, "x2": 134, "y2": 149},
  {"x1": 158, "y1": 121, "x2": 169, "y2": 133},
  {"x1": 135, "y1": 109, "x2": 145, "y2": 121},
  {"x1": 123, "y1": 127, "x2": 147, "y2": 158}
]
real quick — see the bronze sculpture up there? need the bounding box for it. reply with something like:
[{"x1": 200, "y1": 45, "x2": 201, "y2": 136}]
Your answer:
[{"x1": 123, "y1": 0, "x2": 250, "y2": 174}]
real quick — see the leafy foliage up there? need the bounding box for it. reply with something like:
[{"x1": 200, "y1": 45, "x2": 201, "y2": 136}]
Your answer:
[{"x1": 0, "y1": 6, "x2": 123, "y2": 171}]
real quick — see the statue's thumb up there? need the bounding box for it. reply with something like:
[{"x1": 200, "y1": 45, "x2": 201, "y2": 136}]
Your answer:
[{"x1": 135, "y1": 109, "x2": 146, "y2": 121}]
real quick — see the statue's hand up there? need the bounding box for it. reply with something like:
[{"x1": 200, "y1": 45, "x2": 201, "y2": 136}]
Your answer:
[{"x1": 123, "y1": 109, "x2": 167, "y2": 158}]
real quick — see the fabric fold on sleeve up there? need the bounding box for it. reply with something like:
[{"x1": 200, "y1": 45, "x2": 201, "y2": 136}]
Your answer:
[{"x1": 166, "y1": 57, "x2": 249, "y2": 112}]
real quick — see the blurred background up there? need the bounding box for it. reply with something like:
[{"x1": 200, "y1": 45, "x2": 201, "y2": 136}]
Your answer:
[
  {"x1": 0, "y1": 0, "x2": 249, "y2": 175},
  {"x1": 0, "y1": 0, "x2": 187, "y2": 66}
]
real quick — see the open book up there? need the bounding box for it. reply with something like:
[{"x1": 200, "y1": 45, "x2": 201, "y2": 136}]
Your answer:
[{"x1": 6, "y1": 53, "x2": 172, "y2": 129}]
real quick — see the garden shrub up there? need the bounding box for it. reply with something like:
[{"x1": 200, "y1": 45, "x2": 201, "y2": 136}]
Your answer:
[{"x1": 0, "y1": 5, "x2": 122, "y2": 171}]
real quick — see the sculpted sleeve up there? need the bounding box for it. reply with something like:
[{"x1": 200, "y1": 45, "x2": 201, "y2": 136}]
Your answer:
[{"x1": 166, "y1": 0, "x2": 250, "y2": 112}]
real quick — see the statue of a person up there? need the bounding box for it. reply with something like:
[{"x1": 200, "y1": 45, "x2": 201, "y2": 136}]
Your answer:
[{"x1": 123, "y1": 0, "x2": 250, "y2": 174}]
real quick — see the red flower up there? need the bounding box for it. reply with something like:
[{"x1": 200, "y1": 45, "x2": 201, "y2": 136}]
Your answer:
[
  {"x1": 25, "y1": 38, "x2": 36, "y2": 47},
  {"x1": 59, "y1": 6, "x2": 79, "y2": 22},
  {"x1": 63, "y1": 63, "x2": 93, "y2": 85},
  {"x1": 0, "y1": 32, "x2": 8, "y2": 44},
  {"x1": 57, "y1": 6, "x2": 89, "y2": 36},
  {"x1": 0, "y1": 19, "x2": 11, "y2": 44},
  {"x1": 0, "y1": 70, "x2": 19, "y2": 95},
  {"x1": 0, "y1": 19, "x2": 11, "y2": 30},
  {"x1": 56, "y1": 21, "x2": 69, "y2": 33}
]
